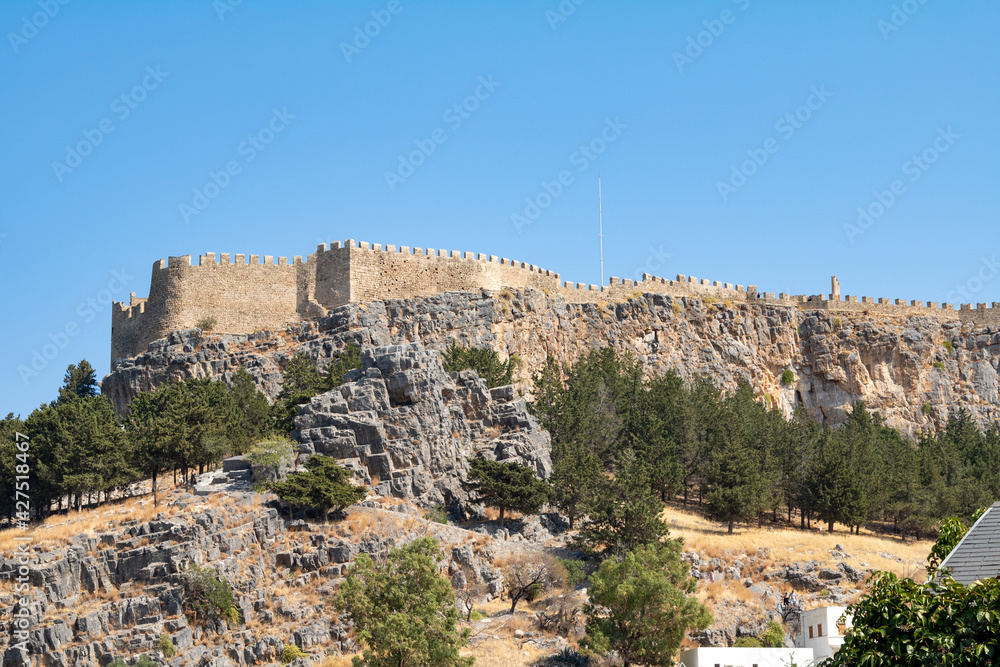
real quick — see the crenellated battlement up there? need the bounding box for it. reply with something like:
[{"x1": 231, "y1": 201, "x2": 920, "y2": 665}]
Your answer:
[{"x1": 112, "y1": 240, "x2": 1000, "y2": 362}]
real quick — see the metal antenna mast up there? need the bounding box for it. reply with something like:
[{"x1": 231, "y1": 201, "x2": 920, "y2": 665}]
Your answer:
[{"x1": 599, "y1": 174, "x2": 604, "y2": 287}]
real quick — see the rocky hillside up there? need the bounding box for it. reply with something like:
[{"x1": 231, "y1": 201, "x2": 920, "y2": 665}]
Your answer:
[
  {"x1": 0, "y1": 488, "x2": 561, "y2": 667},
  {"x1": 2, "y1": 483, "x2": 928, "y2": 667},
  {"x1": 103, "y1": 289, "x2": 1000, "y2": 435}
]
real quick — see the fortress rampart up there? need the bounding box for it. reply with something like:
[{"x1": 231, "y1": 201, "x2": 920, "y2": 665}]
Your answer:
[{"x1": 112, "y1": 241, "x2": 1000, "y2": 361}]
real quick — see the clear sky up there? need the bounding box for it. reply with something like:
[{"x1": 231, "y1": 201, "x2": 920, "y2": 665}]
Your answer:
[{"x1": 1, "y1": 1, "x2": 997, "y2": 417}]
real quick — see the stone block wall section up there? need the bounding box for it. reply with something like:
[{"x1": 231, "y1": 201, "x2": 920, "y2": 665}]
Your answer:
[{"x1": 112, "y1": 239, "x2": 1000, "y2": 361}]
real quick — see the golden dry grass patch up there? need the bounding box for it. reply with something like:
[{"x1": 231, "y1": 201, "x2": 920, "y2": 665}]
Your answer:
[
  {"x1": 0, "y1": 493, "x2": 186, "y2": 553},
  {"x1": 660, "y1": 503, "x2": 931, "y2": 580},
  {"x1": 463, "y1": 637, "x2": 550, "y2": 667},
  {"x1": 316, "y1": 655, "x2": 359, "y2": 667}
]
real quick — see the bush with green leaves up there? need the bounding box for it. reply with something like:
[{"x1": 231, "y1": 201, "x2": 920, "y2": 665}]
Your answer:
[
  {"x1": 181, "y1": 562, "x2": 241, "y2": 626},
  {"x1": 442, "y1": 341, "x2": 519, "y2": 388},
  {"x1": 426, "y1": 504, "x2": 449, "y2": 524},
  {"x1": 158, "y1": 633, "x2": 176, "y2": 657},
  {"x1": 271, "y1": 343, "x2": 362, "y2": 433},
  {"x1": 334, "y1": 536, "x2": 472, "y2": 667},
  {"x1": 581, "y1": 541, "x2": 711, "y2": 667},
  {"x1": 734, "y1": 636, "x2": 762, "y2": 647},
  {"x1": 926, "y1": 509, "x2": 985, "y2": 574},
  {"x1": 781, "y1": 369, "x2": 795, "y2": 385},
  {"x1": 280, "y1": 644, "x2": 307, "y2": 664},
  {"x1": 761, "y1": 619, "x2": 784, "y2": 648},
  {"x1": 196, "y1": 315, "x2": 217, "y2": 331},
  {"x1": 829, "y1": 572, "x2": 1000, "y2": 666},
  {"x1": 246, "y1": 435, "x2": 297, "y2": 486},
  {"x1": 109, "y1": 656, "x2": 158, "y2": 667},
  {"x1": 559, "y1": 558, "x2": 586, "y2": 588},
  {"x1": 461, "y1": 457, "x2": 550, "y2": 529}
]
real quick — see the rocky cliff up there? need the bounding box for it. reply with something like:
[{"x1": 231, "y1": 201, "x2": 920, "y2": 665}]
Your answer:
[
  {"x1": 293, "y1": 343, "x2": 551, "y2": 506},
  {"x1": 103, "y1": 288, "x2": 1000, "y2": 435}
]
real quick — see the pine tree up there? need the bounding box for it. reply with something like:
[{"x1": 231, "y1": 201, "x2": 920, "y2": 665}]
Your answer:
[
  {"x1": 227, "y1": 368, "x2": 272, "y2": 453},
  {"x1": 268, "y1": 455, "x2": 366, "y2": 521},
  {"x1": 703, "y1": 383, "x2": 774, "y2": 533},
  {"x1": 461, "y1": 458, "x2": 550, "y2": 529},
  {"x1": 0, "y1": 414, "x2": 27, "y2": 521},
  {"x1": 57, "y1": 360, "x2": 99, "y2": 404},
  {"x1": 441, "y1": 341, "x2": 519, "y2": 388},
  {"x1": 577, "y1": 449, "x2": 669, "y2": 556},
  {"x1": 548, "y1": 439, "x2": 602, "y2": 529}
]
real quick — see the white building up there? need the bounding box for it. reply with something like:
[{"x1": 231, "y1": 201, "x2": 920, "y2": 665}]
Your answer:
[
  {"x1": 678, "y1": 647, "x2": 815, "y2": 667},
  {"x1": 795, "y1": 606, "x2": 852, "y2": 661}
]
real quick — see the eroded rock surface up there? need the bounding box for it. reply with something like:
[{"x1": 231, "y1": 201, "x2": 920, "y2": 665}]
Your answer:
[
  {"x1": 103, "y1": 289, "x2": 1000, "y2": 436},
  {"x1": 293, "y1": 343, "x2": 551, "y2": 506}
]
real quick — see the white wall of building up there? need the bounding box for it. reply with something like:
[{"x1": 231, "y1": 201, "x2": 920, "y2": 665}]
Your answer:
[
  {"x1": 678, "y1": 647, "x2": 815, "y2": 667},
  {"x1": 796, "y1": 606, "x2": 852, "y2": 661}
]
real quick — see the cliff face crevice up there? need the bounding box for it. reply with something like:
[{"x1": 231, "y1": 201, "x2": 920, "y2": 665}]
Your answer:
[{"x1": 103, "y1": 289, "x2": 1000, "y2": 436}]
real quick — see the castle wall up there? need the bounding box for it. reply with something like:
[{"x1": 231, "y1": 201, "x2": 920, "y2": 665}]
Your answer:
[
  {"x1": 112, "y1": 253, "x2": 306, "y2": 360},
  {"x1": 112, "y1": 239, "x2": 1000, "y2": 362},
  {"x1": 341, "y1": 240, "x2": 562, "y2": 301},
  {"x1": 313, "y1": 244, "x2": 351, "y2": 308},
  {"x1": 111, "y1": 260, "x2": 171, "y2": 362}
]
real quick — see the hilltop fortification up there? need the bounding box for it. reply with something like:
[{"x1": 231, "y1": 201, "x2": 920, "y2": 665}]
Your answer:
[{"x1": 112, "y1": 240, "x2": 1000, "y2": 362}]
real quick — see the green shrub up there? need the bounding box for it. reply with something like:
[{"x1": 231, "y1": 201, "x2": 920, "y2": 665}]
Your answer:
[
  {"x1": 196, "y1": 315, "x2": 217, "y2": 332},
  {"x1": 268, "y1": 454, "x2": 367, "y2": 522},
  {"x1": 280, "y1": 644, "x2": 307, "y2": 664},
  {"x1": 426, "y1": 504, "x2": 449, "y2": 524},
  {"x1": 182, "y1": 562, "x2": 241, "y2": 626},
  {"x1": 734, "y1": 636, "x2": 762, "y2": 647},
  {"x1": 469, "y1": 609, "x2": 484, "y2": 621},
  {"x1": 158, "y1": 633, "x2": 176, "y2": 658},
  {"x1": 559, "y1": 558, "x2": 586, "y2": 588},
  {"x1": 922, "y1": 403, "x2": 933, "y2": 416},
  {"x1": 442, "y1": 341, "x2": 520, "y2": 388},
  {"x1": 761, "y1": 619, "x2": 785, "y2": 648},
  {"x1": 781, "y1": 369, "x2": 795, "y2": 386},
  {"x1": 942, "y1": 341, "x2": 954, "y2": 354},
  {"x1": 544, "y1": 648, "x2": 591, "y2": 666},
  {"x1": 934, "y1": 361, "x2": 945, "y2": 370},
  {"x1": 246, "y1": 435, "x2": 297, "y2": 485},
  {"x1": 110, "y1": 657, "x2": 157, "y2": 667}
]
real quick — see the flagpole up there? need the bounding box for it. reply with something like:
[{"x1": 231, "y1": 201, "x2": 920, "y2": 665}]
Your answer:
[{"x1": 599, "y1": 174, "x2": 604, "y2": 287}]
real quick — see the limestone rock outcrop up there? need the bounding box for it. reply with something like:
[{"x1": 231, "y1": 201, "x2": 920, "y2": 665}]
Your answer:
[
  {"x1": 293, "y1": 343, "x2": 551, "y2": 506},
  {"x1": 103, "y1": 289, "x2": 1000, "y2": 436}
]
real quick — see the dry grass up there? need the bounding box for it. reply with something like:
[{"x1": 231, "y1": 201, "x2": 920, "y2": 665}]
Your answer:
[
  {"x1": 663, "y1": 506, "x2": 933, "y2": 606},
  {"x1": 463, "y1": 638, "x2": 550, "y2": 667},
  {"x1": 316, "y1": 655, "x2": 359, "y2": 667},
  {"x1": 661, "y1": 503, "x2": 932, "y2": 581},
  {"x1": 0, "y1": 490, "x2": 186, "y2": 554},
  {"x1": 269, "y1": 581, "x2": 324, "y2": 608}
]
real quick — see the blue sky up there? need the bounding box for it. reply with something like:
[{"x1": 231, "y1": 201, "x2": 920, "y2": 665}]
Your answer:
[{"x1": 1, "y1": 0, "x2": 997, "y2": 417}]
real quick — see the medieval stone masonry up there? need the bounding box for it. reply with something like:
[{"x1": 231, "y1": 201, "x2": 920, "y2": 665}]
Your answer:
[{"x1": 112, "y1": 241, "x2": 1000, "y2": 362}]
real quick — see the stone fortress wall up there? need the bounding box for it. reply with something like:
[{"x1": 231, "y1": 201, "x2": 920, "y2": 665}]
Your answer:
[{"x1": 113, "y1": 241, "x2": 1000, "y2": 361}]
